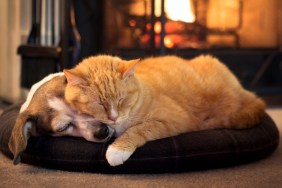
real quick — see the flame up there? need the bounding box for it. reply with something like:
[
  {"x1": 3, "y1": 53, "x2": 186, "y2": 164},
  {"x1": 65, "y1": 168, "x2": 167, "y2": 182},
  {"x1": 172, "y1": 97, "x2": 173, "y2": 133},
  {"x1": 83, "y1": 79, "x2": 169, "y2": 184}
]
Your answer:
[
  {"x1": 164, "y1": 36, "x2": 174, "y2": 48},
  {"x1": 154, "y1": 21, "x2": 162, "y2": 34},
  {"x1": 155, "y1": 0, "x2": 195, "y2": 23}
]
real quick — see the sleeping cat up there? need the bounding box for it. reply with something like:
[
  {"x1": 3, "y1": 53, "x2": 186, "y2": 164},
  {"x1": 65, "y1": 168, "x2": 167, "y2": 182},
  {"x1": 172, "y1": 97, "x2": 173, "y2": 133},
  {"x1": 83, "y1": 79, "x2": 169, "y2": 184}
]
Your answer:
[{"x1": 63, "y1": 55, "x2": 265, "y2": 166}]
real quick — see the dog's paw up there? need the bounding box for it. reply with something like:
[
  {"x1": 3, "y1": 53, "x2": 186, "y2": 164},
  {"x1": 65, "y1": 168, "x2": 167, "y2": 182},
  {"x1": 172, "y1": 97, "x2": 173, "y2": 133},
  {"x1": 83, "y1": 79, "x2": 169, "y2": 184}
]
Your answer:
[{"x1": 106, "y1": 145, "x2": 134, "y2": 166}]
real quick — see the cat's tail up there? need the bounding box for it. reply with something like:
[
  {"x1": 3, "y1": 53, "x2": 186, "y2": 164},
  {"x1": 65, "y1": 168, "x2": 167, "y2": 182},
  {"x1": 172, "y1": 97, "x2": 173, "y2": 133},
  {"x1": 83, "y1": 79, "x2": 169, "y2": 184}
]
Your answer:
[{"x1": 229, "y1": 91, "x2": 266, "y2": 129}]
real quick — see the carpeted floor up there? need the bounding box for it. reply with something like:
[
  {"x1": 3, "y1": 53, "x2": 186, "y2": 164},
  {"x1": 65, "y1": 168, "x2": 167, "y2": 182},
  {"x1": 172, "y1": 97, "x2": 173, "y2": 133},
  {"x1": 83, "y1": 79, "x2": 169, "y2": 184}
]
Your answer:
[{"x1": 0, "y1": 107, "x2": 281, "y2": 188}]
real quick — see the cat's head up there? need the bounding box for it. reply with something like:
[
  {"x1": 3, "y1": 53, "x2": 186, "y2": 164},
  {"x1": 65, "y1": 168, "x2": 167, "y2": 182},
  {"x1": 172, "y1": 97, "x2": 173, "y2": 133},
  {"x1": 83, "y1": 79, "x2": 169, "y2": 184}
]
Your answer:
[{"x1": 63, "y1": 55, "x2": 140, "y2": 127}]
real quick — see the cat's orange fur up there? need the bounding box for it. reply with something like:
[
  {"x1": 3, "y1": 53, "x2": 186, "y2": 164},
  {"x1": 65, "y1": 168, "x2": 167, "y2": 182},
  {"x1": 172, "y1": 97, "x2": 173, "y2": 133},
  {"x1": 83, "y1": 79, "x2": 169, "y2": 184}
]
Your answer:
[{"x1": 63, "y1": 55, "x2": 265, "y2": 166}]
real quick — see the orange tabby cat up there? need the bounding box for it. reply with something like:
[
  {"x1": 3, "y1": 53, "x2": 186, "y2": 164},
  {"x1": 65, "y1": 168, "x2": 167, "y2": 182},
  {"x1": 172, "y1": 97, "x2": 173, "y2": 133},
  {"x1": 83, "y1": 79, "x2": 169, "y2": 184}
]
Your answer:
[{"x1": 63, "y1": 55, "x2": 265, "y2": 166}]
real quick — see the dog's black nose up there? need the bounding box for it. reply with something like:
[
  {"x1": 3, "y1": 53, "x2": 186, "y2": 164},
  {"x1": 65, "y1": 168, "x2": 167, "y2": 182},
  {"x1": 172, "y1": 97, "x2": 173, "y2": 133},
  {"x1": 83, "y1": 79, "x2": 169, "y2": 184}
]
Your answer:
[{"x1": 94, "y1": 125, "x2": 109, "y2": 139}]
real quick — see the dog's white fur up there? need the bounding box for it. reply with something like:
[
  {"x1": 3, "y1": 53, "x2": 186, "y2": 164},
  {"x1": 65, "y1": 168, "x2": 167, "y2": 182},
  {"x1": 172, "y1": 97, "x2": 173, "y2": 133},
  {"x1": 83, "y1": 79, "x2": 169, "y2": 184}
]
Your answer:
[{"x1": 20, "y1": 72, "x2": 64, "y2": 113}]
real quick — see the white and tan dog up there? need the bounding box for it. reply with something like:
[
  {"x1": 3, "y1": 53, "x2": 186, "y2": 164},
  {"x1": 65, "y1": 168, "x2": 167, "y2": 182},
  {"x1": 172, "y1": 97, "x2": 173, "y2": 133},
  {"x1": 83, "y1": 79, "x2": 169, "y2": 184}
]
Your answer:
[{"x1": 8, "y1": 73, "x2": 115, "y2": 164}]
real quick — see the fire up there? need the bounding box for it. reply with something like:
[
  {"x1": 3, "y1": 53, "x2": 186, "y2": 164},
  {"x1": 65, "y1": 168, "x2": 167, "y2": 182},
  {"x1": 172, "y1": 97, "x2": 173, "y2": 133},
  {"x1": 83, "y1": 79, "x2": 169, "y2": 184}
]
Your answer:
[
  {"x1": 142, "y1": 0, "x2": 196, "y2": 48},
  {"x1": 155, "y1": 0, "x2": 195, "y2": 23},
  {"x1": 154, "y1": 21, "x2": 162, "y2": 34},
  {"x1": 164, "y1": 36, "x2": 174, "y2": 48}
]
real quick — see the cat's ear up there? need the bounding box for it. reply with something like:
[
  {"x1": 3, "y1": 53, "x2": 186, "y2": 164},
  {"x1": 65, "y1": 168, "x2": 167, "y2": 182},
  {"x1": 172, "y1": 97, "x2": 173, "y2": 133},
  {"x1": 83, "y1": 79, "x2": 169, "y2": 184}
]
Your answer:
[
  {"x1": 64, "y1": 70, "x2": 87, "y2": 86},
  {"x1": 121, "y1": 59, "x2": 141, "y2": 79}
]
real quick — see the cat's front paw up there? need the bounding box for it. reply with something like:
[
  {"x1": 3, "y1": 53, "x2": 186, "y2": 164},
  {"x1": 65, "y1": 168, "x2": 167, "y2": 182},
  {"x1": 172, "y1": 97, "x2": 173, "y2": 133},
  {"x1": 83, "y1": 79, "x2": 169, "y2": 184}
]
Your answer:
[{"x1": 106, "y1": 145, "x2": 134, "y2": 166}]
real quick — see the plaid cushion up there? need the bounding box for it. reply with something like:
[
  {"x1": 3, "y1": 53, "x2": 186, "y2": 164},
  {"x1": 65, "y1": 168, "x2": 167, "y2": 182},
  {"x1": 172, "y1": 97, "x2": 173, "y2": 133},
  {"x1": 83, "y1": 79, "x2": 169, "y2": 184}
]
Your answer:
[{"x1": 0, "y1": 104, "x2": 279, "y2": 174}]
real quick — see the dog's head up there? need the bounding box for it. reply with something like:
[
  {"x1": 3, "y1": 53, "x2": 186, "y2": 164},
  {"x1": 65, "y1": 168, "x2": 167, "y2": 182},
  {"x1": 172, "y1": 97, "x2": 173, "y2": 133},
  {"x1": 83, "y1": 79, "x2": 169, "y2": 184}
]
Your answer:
[{"x1": 8, "y1": 73, "x2": 115, "y2": 165}]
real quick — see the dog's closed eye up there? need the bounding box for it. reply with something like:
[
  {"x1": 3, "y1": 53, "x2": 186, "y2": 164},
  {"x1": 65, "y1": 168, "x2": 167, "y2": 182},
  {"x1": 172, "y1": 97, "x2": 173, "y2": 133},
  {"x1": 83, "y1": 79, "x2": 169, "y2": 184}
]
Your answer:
[{"x1": 56, "y1": 122, "x2": 74, "y2": 132}]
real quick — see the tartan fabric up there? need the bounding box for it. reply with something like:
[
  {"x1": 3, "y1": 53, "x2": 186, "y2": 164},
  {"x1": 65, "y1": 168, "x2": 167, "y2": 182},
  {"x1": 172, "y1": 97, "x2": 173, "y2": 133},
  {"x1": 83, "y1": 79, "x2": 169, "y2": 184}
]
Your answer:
[{"x1": 0, "y1": 104, "x2": 279, "y2": 174}]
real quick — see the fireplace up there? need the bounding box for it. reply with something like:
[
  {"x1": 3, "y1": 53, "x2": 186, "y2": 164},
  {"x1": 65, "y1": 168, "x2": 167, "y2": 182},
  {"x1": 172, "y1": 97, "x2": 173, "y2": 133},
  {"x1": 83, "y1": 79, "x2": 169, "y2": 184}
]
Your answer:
[{"x1": 101, "y1": 0, "x2": 281, "y2": 53}]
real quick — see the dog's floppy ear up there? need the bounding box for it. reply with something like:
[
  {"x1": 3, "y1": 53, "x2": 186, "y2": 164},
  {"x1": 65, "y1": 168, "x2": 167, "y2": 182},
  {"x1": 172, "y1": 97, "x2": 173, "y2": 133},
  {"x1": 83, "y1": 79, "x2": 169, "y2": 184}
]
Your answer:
[{"x1": 8, "y1": 112, "x2": 38, "y2": 165}]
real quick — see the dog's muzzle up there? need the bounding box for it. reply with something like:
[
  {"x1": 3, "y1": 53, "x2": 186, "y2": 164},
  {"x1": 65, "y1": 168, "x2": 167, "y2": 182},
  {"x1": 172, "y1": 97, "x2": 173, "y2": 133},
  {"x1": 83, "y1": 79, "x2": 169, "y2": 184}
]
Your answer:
[{"x1": 94, "y1": 124, "x2": 115, "y2": 141}]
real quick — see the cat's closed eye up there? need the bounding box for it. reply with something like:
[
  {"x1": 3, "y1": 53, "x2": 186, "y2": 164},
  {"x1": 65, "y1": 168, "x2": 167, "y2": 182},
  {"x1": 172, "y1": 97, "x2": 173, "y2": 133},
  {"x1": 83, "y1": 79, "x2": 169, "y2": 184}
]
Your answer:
[
  {"x1": 97, "y1": 102, "x2": 107, "y2": 110},
  {"x1": 118, "y1": 98, "x2": 124, "y2": 104}
]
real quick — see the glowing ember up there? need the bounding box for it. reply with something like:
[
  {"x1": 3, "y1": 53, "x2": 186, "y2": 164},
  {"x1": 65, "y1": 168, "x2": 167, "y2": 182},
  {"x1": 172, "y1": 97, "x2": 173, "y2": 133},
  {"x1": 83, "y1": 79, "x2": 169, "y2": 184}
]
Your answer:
[
  {"x1": 164, "y1": 36, "x2": 174, "y2": 48},
  {"x1": 129, "y1": 19, "x2": 136, "y2": 27},
  {"x1": 154, "y1": 21, "x2": 162, "y2": 34}
]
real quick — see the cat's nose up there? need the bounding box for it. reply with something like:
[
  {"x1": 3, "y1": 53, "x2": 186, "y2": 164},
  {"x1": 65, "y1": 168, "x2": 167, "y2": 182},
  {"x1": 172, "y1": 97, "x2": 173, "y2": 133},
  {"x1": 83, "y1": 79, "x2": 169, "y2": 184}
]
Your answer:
[
  {"x1": 108, "y1": 109, "x2": 118, "y2": 122},
  {"x1": 108, "y1": 114, "x2": 118, "y2": 121}
]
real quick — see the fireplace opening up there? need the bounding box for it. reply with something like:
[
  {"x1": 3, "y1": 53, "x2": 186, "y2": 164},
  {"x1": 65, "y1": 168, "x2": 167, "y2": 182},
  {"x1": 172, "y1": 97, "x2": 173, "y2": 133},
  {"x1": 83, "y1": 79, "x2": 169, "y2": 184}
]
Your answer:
[{"x1": 102, "y1": 0, "x2": 280, "y2": 53}]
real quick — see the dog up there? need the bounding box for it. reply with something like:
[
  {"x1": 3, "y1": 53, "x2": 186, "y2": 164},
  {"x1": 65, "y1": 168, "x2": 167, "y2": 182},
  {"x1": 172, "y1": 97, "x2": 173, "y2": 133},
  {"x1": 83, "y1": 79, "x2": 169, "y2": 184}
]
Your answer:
[{"x1": 8, "y1": 72, "x2": 115, "y2": 165}]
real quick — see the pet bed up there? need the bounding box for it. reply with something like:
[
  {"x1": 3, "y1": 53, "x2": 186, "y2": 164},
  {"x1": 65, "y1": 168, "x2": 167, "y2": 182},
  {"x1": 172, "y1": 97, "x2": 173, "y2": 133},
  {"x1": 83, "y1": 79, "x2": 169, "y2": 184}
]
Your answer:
[{"x1": 0, "y1": 103, "x2": 279, "y2": 174}]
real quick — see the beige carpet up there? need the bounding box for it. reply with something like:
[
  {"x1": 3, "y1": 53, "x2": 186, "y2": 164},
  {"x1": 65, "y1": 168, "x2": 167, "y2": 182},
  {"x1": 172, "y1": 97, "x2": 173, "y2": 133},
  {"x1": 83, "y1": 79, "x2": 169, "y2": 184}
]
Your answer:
[{"x1": 0, "y1": 108, "x2": 281, "y2": 188}]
